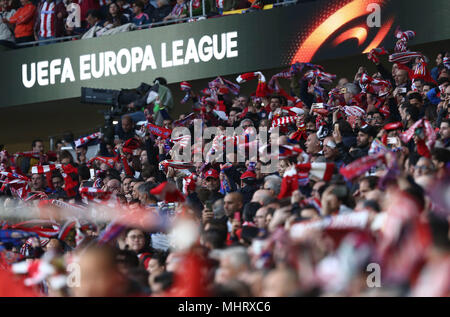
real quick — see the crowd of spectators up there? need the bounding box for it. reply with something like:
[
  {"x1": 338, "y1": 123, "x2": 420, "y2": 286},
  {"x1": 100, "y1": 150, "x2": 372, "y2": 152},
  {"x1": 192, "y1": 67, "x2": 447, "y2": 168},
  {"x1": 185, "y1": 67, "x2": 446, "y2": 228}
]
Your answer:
[
  {"x1": 0, "y1": 0, "x2": 291, "y2": 47},
  {"x1": 0, "y1": 28, "x2": 449, "y2": 297}
]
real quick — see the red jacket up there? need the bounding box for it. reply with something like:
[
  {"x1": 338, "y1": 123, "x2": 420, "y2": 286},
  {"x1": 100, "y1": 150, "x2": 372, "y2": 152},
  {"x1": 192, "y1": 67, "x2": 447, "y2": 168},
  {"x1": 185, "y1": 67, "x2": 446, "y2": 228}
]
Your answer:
[{"x1": 8, "y1": 2, "x2": 36, "y2": 38}]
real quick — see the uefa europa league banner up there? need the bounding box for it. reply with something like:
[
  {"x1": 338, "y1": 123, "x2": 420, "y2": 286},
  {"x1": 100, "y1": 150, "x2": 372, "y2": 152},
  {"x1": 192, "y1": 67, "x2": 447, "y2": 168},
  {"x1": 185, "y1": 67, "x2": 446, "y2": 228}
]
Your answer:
[{"x1": 0, "y1": 0, "x2": 448, "y2": 107}]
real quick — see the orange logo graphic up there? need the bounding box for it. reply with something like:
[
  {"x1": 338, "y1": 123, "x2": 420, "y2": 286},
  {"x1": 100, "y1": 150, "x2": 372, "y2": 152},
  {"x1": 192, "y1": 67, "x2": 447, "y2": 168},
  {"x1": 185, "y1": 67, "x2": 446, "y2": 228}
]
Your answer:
[{"x1": 291, "y1": 0, "x2": 394, "y2": 63}]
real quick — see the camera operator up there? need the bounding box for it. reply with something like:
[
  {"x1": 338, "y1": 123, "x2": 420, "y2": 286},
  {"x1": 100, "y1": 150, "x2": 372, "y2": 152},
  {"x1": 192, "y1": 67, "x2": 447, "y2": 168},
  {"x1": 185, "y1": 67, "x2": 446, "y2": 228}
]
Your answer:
[{"x1": 122, "y1": 77, "x2": 173, "y2": 126}]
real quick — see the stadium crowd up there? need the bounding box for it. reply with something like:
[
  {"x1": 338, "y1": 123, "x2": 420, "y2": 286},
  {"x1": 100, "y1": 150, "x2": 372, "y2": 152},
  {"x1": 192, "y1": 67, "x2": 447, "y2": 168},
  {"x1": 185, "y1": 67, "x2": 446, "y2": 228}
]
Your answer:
[
  {"x1": 0, "y1": 28, "x2": 449, "y2": 297},
  {"x1": 0, "y1": 0, "x2": 295, "y2": 47}
]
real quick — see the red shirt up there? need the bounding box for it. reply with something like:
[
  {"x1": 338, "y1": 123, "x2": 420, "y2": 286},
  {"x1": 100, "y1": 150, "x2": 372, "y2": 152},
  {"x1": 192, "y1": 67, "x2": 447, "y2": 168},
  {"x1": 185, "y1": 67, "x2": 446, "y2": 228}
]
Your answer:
[{"x1": 9, "y1": 2, "x2": 36, "y2": 38}]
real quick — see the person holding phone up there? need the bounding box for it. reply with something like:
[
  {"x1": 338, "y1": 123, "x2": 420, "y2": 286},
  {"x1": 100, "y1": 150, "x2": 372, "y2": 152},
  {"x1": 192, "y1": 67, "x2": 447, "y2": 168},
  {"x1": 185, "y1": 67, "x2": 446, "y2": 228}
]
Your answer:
[
  {"x1": 223, "y1": 192, "x2": 244, "y2": 244},
  {"x1": 202, "y1": 200, "x2": 215, "y2": 224}
]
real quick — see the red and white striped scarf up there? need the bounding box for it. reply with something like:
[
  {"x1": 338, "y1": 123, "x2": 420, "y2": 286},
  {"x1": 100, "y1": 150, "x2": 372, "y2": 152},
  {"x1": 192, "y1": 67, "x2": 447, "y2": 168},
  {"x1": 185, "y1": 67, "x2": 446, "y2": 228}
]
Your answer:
[
  {"x1": 1, "y1": 172, "x2": 30, "y2": 200},
  {"x1": 236, "y1": 71, "x2": 269, "y2": 98},
  {"x1": 342, "y1": 105, "x2": 366, "y2": 117},
  {"x1": 339, "y1": 152, "x2": 386, "y2": 180},
  {"x1": 171, "y1": 135, "x2": 191, "y2": 148},
  {"x1": 290, "y1": 211, "x2": 370, "y2": 240},
  {"x1": 389, "y1": 51, "x2": 422, "y2": 64},
  {"x1": 268, "y1": 70, "x2": 292, "y2": 92},
  {"x1": 399, "y1": 118, "x2": 436, "y2": 149},
  {"x1": 209, "y1": 76, "x2": 240, "y2": 96},
  {"x1": 75, "y1": 222, "x2": 86, "y2": 247},
  {"x1": 87, "y1": 156, "x2": 117, "y2": 169},
  {"x1": 0, "y1": 172, "x2": 30, "y2": 196},
  {"x1": 14, "y1": 151, "x2": 42, "y2": 160},
  {"x1": 270, "y1": 116, "x2": 297, "y2": 132},
  {"x1": 411, "y1": 57, "x2": 435, "y2": 84},
  {"x1": 394, "y1": 28, "x2": 415, "y2": 52},
  {"x1": 20, "y1": 236, "x2": 50, "y2": 256},
  {"x1": 10, "y1": 220, "x2": 60, "y2": 238},
  {"x1": 277, "y1": 165, "x2": 298, "y2": 199},
  {"x1": 48, "y1": 199, "x2": 87, "y2": 211},
  {"x1": 182, "y1": 173, "x2": 197, "y2": 195},
  {"x1": 289, "y1": 122, "x2": 307, "y2": 141},
  {"x1": 359, "y1": 73, "x2": 391, "y2": 94},
  {"x1": 31, "y1": 164, "x2": 62, "y2": 174},
  {"x1": 159, "y1": 160, "x2": 194, "y2": 172},
  {"x1": 394, "y1": 28, "x2": 415, "y2": 53},
  {"x1": 277, "y1": 163, "x2": 335, "y2": 199},
  {"x1": 304, "y1": 69, "x2": 336, "y2": 84},
  {"x1": 25, "y1": 191, "x2": 48, "y2": 201},
  {"x1": 0, "y1": 171, "x2": 30, "y2": 182},
  {"x1": 9, "y1": 184, "x2": 30, "y2": 200},
  {"x1": 74, "y1": 132, "x2": 101, "y2": 148},
  {"x1": 180, "y1": 81, "x2": 192, "y2": 104},
  {"x1": 79, "y1": 187, "x2": 109, "y2": 194},
  {"x1": 281, "y1": 106, "x2": 305, "y2": 116},
  {"x1": 296, "y1": 163, "x2": 335, "y2": 181},
  {"x1": 367, "y1": 47, "x2": 388, "y2": 64},
  {"x1": 79, "y1": 187, "x2": 112, "y2": 202},
  {"x1": 395, "y1": 29, "x2": 416, "y2": 42}
]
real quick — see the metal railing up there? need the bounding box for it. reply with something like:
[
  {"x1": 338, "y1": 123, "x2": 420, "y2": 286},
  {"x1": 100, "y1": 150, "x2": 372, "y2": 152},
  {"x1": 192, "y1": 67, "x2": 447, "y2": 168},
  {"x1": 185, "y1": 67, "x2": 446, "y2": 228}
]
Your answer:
[
  {"x1": 13, "y1": 0, "x2": 297, "y2": 48},
  {"x1": 15, "y1": 34, "x2": 82, "y2": 47}
]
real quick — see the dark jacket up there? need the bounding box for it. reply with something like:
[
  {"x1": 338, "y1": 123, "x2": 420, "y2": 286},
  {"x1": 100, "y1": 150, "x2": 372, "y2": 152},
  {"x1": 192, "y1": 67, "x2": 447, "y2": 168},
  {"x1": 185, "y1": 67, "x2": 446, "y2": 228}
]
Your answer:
[
  {"x1": 239, "y1": 184, "x2": 258, "y2": 206},
  {"x1": 114, "y1": 125, "x2": 136, "y2": 142},
  {"x1": 152, "y1": 4, "x2": 171, "y2": 23}
]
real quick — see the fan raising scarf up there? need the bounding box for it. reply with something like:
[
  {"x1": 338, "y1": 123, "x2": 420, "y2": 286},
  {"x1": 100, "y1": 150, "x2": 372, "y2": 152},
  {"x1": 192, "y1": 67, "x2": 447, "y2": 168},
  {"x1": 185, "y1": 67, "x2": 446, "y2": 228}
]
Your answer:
[
  {"x1": 87, "y1": 156, "x2": 117, "y2": 169},
  {"x1": 9, "y1": 220, "x2": 60, "y2": 239},
  {"x1": 411, "y1": 57, "x2": 436, "y2": 85},
  {"x1": 74, "y1": 132, "x2": 101, "y2": 148},
  {"x1": 304, "y1": 69, "x2": 336, "y2": 84},
  {"x1": 277, "y1": 163, "x2": 335, "y2": 199},
  {"x1": 0, "y1": 172, "x2": 30, "y2": 199},
  {"x1": 339, "y1": 152, "x2": 386, "y2": 180},
  {"x1": 31, "y1": 164, "x2": 62, "y2": 174},
  {"x1": 359, "y1": 73, "x2": 391, "y2": 94},
  {"x1": 367, "y1": 47, "x2": 388, "y2": 64},
  {"x1": 79, "y1": 187, "x2": 112, "y2": 202},
  {"x1": 180, "y1": 81, "x2": 192, "y2": 104},
  {"x1": 236, "y1": 71, "x2": 270, "y2": 97},
  {"x1": 209, "y1": 76, "x2": 240, "y2": 96},
  {"x1": 399, "y1": 118, "x2": 436, "y2": 149}
]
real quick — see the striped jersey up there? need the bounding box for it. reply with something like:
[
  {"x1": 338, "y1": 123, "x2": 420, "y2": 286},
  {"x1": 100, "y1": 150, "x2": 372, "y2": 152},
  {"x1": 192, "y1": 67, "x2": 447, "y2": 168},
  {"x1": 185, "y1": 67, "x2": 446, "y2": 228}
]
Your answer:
[{"x1": 39, "y1": 1, "x2": 56, "y2": 38}]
